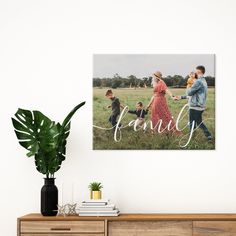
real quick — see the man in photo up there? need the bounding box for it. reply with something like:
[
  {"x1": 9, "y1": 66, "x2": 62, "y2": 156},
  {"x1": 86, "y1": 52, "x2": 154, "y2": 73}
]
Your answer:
[{"x1": 175, "y1": 65, "x2": 212, "y2": 140}]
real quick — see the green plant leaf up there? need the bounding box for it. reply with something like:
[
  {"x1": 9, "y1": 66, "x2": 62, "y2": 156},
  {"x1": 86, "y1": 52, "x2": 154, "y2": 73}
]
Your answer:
[
  {"x1": 61, "y1": 102, "x2": 86, "y2": 130},
  {"x1": 56, "y1": 102, "x2": 86, "y2": 163},
  {"x1": 12, "y1": 109, "x2": 58, "y2": 157},
  {"x1": 12, "y1": 102, "x2": 86, "y2": 177},
  {"x1": 88, "y1": 182, "x2": 103, "y2": 191}
]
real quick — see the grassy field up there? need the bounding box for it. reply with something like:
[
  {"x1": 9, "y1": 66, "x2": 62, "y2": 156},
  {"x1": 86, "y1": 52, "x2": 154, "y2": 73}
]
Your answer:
[{"x1": 93, "y1": 88, "x2": 215, "y2": 150}]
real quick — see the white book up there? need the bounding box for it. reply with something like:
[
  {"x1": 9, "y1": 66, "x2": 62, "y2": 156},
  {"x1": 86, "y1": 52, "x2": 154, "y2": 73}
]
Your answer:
[
  {"x1": 78, "y1": 209, "x2": 119, "y2": 215},
  {"x1": 82, "y1": 199, "x2": 109, "y2": 206},
  {"x1": 79, "y1": 211, "x2": 120, "y2": 217},
  {"x1": 83, "y1": 199, "x2": 109, "y2": 203},
  {"x1": 79, "y1": 212, "x2": 120, "y2": 217},
  {"x1": 82, "y1": 202, "x2": 107, "y2": 206},
  {"x1": 79, "y1": 204, "x2": 115, "y2": 211}
]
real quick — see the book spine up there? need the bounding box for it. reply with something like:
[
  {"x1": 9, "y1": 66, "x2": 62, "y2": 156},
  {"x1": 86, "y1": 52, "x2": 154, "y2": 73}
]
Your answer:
[
  {"x1": 79, "y1": 208, "x2": 114, "y2": 211},
  {"x1": 78, "y1": 214, "x2": 119, "y2": 217}
]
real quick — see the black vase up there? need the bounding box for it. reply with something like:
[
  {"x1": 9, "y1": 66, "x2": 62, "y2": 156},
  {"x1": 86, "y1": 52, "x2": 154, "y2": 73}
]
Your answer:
[{"x1": 41, "y1": 178, "x2": 58, "y2": 216}]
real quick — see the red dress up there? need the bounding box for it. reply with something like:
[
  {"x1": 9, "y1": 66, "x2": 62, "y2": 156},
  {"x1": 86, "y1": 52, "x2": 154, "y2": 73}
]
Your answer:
[{"x1": 151, "y1": 80, "x2": 177, "y2": 133}]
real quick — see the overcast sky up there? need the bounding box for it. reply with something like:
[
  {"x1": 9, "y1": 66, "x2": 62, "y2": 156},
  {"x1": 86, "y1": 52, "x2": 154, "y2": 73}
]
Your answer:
[{"x1": 93, "y1": 54, "x2": 215, "y2": 78}]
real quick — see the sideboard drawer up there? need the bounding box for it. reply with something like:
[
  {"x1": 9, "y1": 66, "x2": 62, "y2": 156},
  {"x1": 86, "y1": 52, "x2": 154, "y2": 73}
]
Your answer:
[
  {"x1": 21, "y1": 234, "x2": 104, "y2": 236},
  {"x1": 193, "y1": 221, "x2": 236, "y2": 236},
  {"x1": 109, "y1": 221, "x2": 192, "y2": 236},
  {"x1": 21, "y1": 221, "x2": 104, "y2": 233}
]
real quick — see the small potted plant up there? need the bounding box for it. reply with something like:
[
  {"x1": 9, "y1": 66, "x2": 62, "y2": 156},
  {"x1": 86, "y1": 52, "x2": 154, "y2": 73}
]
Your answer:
[
  {"x1": 89, "y1": 182, "x2": 103, "y2": 199},
  {"x1": 12, "y1": 102, "x2": 85, "y2": 216}
]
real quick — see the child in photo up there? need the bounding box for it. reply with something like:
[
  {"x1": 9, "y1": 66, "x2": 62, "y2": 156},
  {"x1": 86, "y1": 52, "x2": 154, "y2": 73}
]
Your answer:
[
  {"x1": 105, "y1": 89, "x2": 123, "y2": 131},
  {"x1": 174, "y1": 71, "x2": 197, "y2": 101},
  {"x1": 128, "y1": 102, "x2": 149, "y2": 128},
  {"x1": 187, "y1": 71, "x2": 197, "y2": 88}
]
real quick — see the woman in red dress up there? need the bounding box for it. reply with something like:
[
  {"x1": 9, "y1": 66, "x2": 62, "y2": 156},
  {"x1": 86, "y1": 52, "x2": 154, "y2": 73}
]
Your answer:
[{"x1": 147, "y1": 71, "x2": 178, "y2": 133}]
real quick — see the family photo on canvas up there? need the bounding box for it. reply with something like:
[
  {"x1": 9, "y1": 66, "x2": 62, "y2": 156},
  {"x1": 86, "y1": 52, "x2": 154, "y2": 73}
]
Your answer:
[{"x1": 93, "y1": 54, "x2": 215, "y2": 150}]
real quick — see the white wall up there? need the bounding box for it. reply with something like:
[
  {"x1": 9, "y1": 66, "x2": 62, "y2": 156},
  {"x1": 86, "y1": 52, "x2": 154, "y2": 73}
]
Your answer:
[{"x1": 1, "y1": 0, "x2": 236, "y2": 235}]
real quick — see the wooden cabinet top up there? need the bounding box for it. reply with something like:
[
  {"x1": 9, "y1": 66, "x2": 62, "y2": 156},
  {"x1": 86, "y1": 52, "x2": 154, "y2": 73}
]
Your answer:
[{"x1": 19, "y1": 213, "x2": 236, "y2": 221}]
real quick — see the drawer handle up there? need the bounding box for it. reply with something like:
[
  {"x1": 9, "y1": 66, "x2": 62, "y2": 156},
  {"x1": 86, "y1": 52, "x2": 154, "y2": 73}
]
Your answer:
[{"x1": 50, "y1": 227, "x2": 71, "y2": 231}]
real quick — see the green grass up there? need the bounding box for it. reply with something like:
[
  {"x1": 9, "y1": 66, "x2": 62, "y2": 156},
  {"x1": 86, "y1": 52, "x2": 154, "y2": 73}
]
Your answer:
[{"x1": 93, "y1": 88, "x2": 215, "y2": 150}]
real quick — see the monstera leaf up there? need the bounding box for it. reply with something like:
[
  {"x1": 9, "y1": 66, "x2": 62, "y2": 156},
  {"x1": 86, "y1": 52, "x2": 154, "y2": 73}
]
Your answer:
[
  {"x1": 53, "y1": 102, "x2": 86, "y2": 174},
  {"x1": 12, "y1": 102, "x2": 86, "y2": 177},
  {"x1": 12, "y1": 109, "x2": 58, "y2": 157},
  {"x1": 34, "y1": 149, "x2": 59, "y2": 176}
]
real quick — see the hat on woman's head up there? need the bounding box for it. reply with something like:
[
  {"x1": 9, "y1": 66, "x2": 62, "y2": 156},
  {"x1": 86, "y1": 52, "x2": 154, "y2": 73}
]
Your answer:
[
  {"x1": 105, "y1": 89, "x2": 113, "y2": 96},
  {"x1": 153, "y1": 71, "x2": 162, "y2": 79}
]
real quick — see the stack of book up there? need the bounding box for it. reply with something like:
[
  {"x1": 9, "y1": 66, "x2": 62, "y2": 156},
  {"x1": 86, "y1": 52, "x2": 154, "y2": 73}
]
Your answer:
[{"x1": 78, "y1": 199, "x2": 120, "y2": 216}]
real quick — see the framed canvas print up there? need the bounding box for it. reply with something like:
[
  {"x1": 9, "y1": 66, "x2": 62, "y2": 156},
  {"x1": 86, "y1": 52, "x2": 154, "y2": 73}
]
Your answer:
[{"x1": 93, "y1": 54, "x2": 215, "y2": 150}]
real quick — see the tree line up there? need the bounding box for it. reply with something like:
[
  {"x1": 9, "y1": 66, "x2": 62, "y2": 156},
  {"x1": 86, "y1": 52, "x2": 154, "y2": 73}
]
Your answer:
[{"x1": 93, "y1": 73, "x2": 215, "y2": 88}]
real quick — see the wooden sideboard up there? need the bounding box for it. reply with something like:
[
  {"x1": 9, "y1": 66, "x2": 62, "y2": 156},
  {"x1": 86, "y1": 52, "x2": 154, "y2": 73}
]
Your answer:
[{"x1": 18, "y1": 213, "x2": 236, "y2": 236}]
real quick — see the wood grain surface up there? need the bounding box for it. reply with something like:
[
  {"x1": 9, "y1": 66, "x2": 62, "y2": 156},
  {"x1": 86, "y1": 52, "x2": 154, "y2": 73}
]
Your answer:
[
  {"x1": 18, "y1": 214, "x2": 236, "y2": 236},
  {"x1": 108, "y1": 221, "x2": 192, "y2": 236},
  {"x1": 19, "y1": 213, "x2": 236, "y2": 221},
  {"x1": 193, "y1": 221, "x2": 236, "y2": 236},
  {"x1": 21, "y1": 234, "x2": 104, "y2": 236},
  {"x1": 21, "y1": 220, "x2": 104, "y2": 233}
]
